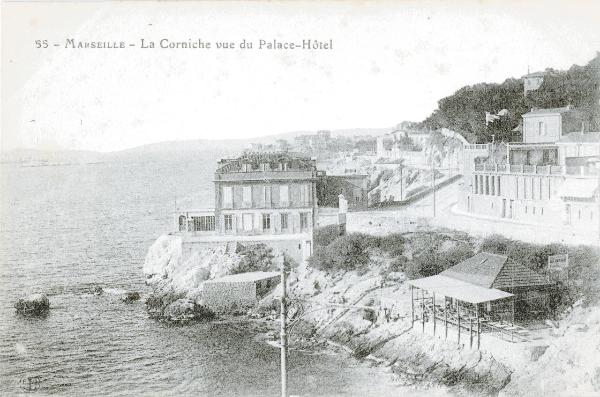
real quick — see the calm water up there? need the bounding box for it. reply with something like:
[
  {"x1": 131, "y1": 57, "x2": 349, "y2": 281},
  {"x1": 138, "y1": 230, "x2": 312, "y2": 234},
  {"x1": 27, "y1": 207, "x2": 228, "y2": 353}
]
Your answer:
[{"x1": 0, "y1": 153, "x2": 419, "y2": 396}]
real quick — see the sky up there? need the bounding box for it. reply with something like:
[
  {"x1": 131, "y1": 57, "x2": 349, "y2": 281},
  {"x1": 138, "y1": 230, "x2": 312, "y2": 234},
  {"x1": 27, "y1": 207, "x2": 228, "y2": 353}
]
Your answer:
[{"x1": 2, "y1": 0, "x2": 600, "y2": 152}]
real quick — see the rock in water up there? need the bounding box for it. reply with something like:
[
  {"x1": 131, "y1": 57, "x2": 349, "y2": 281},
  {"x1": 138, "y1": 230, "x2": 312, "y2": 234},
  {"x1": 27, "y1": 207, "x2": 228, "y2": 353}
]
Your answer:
[
  {"x1": 121, "y1": 291, "x2": 141, "y2": 303},
  {"x1": 93, "y1": 286, "x2": 103, "y2": 295},
  {"x1": 162, "y1": 298, "x2": 215, "y2": 323},
  {"x1": 15, "y1": 294, "x2": 50, "y2": 316}
]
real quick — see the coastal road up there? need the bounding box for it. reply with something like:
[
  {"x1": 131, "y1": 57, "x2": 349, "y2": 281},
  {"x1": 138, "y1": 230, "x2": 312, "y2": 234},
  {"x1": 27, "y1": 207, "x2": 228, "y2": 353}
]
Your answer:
[{"x1": 342, "y1": 179, "x2": 596, "y2": 245}]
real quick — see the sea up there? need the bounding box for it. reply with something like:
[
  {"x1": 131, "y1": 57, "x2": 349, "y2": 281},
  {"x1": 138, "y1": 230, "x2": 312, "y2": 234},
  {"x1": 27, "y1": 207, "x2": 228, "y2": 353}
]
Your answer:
[{"x1": 0, "y1": 151, "x2": 432, "y2": 396}]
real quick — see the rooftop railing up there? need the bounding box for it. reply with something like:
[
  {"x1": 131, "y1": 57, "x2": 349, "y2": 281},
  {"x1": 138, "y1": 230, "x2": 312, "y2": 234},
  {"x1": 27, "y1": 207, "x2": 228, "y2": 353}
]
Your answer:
[{"x1": 474, "y1": 163, "x2": 599, "y2": 176}]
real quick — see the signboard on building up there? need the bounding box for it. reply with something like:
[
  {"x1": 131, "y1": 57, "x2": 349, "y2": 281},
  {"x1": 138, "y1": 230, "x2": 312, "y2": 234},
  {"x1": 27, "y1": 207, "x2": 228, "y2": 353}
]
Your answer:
[{"x1": 547, "y1": 253, "x2": 569, "y2": 283}]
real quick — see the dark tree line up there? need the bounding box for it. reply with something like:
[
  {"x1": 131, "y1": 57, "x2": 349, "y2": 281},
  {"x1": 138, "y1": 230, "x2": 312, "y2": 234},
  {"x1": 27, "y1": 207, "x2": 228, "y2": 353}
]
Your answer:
[{"x1": 418, "y1": 52, "x2": 600, "y2": 143}]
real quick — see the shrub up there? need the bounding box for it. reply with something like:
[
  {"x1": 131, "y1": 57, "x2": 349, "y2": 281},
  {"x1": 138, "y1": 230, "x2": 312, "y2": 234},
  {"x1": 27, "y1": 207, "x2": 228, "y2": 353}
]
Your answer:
[
  {"x1": 480, "y1": 234, "x2": 512, "y2": 254},
  {"x1": 378, "y1": 233, "x2": 405, "y2": 257},
  {"x1": 314, "y1": 224, "x2": 341, "y2": 247},
  {"x1": 307, "y1": 233, "x2": 371, "y2": 272},
  {"x1": 439, "y1": 244, "x2": 475, "y2": 269},
  {"x1": 231, "y1": 243, "x2": 274, "y2": 274},
  {"x1": 388, "y1": 256, "x2": 408, "y2": 273}
]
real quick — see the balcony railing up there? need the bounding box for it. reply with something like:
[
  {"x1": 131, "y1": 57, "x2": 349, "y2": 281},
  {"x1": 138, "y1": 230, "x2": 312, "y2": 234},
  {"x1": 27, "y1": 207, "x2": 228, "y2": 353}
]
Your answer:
[{"x1": 474, "y1": 163, "x2": 599, "y2": 177}]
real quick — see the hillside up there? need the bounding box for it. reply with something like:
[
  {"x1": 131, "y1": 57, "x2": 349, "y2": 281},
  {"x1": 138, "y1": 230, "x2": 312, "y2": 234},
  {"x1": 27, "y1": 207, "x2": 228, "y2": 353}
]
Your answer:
[{"x1": 420, "y1": 52, "x2": 600, "y2": 143}]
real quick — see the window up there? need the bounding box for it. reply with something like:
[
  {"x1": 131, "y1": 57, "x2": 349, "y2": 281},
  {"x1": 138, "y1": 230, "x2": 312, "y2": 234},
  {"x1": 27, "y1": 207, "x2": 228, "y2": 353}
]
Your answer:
[
  {"x1": 300, "y1": 213, "x2": 309, "y2": 229},
  {"x1": 192, "y1": 216, "x2": 215, "y2": 231},
  {"x1": 497, "y1": 176, "x2": 501, "y2": 196},
  {"x1": 538, "y1": 121, "x2": 545, "y2": 136},
  {"x1": 280, "y1": 185, "x2": 289, "y2": 206},
  {"x1": 178, "y1": 215, "x2": 187, "y2": 231},
  {"x1": 474, "y1": 175, "x2": 478, "y2": 194},
  {"x1": 223, "y1": 186, "x2": 233, "y2": 208},
  {"x1": 242, "y1": 186, "x2": 252, "y2": 207},
  {"x1": 224, "y1": 214, "x2": 233, "y2": 231},
  {"x1": 243, "y1": 213, "x2": 253, "y2": 231},
  {"x1": 262, "y1": 214, "x2": 271, "y2": 230},
  {"x1": 300, "y1": 184, "x2": 310, "y2": 204},
  {"x1": 281, "y1": 213, "x2": 289, "y2": 229},
  {"x1": 263, "y1": 186, "x2": 271, "y2": 206}
]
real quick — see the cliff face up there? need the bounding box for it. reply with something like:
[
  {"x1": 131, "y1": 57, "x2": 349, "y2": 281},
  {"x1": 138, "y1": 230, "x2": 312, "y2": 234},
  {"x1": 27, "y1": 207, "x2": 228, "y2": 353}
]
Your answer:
[{"x1": 143, "y1": 235, "x2": 243, "y2": 321}]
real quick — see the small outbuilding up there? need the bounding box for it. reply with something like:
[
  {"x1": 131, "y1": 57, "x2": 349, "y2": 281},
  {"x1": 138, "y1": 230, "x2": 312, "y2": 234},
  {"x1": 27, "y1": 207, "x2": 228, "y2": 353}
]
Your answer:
[
  {"x1": 203, "y1": 271, "x2": 280, "y2": 313},
  {"x1": 407, "y1": 252, "x2": 554, "y2": 347}
]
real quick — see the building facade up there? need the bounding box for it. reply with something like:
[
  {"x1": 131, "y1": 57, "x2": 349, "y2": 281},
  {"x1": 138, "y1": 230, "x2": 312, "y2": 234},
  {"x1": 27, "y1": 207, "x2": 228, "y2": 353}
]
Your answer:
[
  {"x1": 174, "y1": 152, "x2": 318, "y2": 263},
  {"x1": 459, "y1": 107, "x2": 599, "y2": 234},
  {"x1": 316, "y1": 173, "x2": 369, "y2": 209},
  {"x1": 213, "y1": 153, "x2": 318, "y2": 236},
  {"x1": 522, "y1": 71, "x2": 545, "y2": 95}
]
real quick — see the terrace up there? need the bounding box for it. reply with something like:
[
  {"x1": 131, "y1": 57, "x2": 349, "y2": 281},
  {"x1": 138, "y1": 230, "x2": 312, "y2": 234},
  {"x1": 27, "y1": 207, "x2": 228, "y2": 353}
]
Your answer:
[{"x1": 474, "y1": 163, "x2": 598, "y2": 177}]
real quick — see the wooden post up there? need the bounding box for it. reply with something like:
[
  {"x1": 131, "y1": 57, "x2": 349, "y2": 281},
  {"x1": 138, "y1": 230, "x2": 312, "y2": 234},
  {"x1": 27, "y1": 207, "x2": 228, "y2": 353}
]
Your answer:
[
  {"x1": 444, "y1": 297, "x2": 448, "y2": 339},
  {"x1": 280, "y1": 254, "x2": 288, "y2": 397},
  {"x1": 410, "y1": 286, "x2": 414, "y2": 324},
  {"x1": 421, "y1": 289, "x2": 426, "y2": 333},
  {"x1": 432, "y1": 293, "x2": 436, "y2": 335},
  {"x1": 457, "y1": 300, "x2": 461, "y2": 346},
  {"x1": 511, "y1": 297, "x2": 515, "y2": 342},
  {"x1": 469, "y1": 318, "x2": 473, "y2": 348},
  {"x1": 476, "y1": 303, "x2": 481, "y2": 350},
  {"x1": 511, "y1": 297, "x2": 515, "y2": 326}
]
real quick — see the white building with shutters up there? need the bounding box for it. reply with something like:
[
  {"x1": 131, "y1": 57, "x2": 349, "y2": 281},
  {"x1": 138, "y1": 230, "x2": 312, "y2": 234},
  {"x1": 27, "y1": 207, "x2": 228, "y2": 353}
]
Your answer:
[{"x1": 173, "y1": 152, "x2": 318, "y2": 263}]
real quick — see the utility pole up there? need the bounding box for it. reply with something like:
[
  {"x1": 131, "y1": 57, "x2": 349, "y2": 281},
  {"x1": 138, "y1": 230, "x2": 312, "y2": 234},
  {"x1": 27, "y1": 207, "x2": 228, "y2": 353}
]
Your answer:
[
  {"x1": 431, "y1": 153, "x2": 436, "y2": 218},
  {"x1": 279, "y1": 254, "x2": 288, "y2": 397}
]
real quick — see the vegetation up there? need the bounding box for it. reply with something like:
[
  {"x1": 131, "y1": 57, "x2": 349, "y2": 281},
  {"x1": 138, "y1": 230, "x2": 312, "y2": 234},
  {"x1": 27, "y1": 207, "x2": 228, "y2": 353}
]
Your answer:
[
  {"x1": 480, "y1": 234, "x2": 600, "y2": 308},
  {"x1": 232, "y1": 243, "x2": 275, "y2": 274},
  {"x1": 419, "y1": 53, "x2": 600, "y2": 143},
  {"x1": 313, "y1": 224, "x2": 341, "y2": 247},
  {"x1": 309, "y1": 228, "x2": 406, "y2": 273}
]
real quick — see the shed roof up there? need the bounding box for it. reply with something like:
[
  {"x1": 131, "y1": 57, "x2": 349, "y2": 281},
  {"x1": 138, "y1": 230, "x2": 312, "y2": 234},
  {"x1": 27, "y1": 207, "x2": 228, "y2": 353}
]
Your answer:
[
  {"x1": 407, "y1": 275, "x2": 513, "y2": 304},
  {"x1": 205, "y1": 271, "x2": 279, "y2": 283},
  {"x1": 440, "y1": 252, "x2": 552, "y2": 289},
  {"x1": 522, "y1": 71, "x2": 546, "y2": 78},
  {"x1": 523, "y1": 106, "x2": 572, "y2": 116},
  {"x1": 440, "y1": 252, "x2": 508, "y2": 288}
]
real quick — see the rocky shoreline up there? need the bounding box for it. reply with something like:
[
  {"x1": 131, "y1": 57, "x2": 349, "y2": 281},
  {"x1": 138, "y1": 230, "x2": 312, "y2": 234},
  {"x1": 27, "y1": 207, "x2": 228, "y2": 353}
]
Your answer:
[{"x1": 142, "y1": 234, "x2": 600, "y2": 396}]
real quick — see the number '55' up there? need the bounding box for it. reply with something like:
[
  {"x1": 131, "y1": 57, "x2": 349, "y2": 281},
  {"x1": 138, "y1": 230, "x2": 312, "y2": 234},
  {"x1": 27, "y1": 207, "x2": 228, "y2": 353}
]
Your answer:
[{"x1": 35, "y1": 40, "x2": 48, "y2": 48}]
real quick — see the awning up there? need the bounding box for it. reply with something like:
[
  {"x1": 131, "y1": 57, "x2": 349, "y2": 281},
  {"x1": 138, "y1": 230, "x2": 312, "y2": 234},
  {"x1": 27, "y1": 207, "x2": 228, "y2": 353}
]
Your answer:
[
  {"x1": 406, "y1": 275, "x2": 513, "y2": 304},
  {"x1": 556, "y1": 179, "x2": 598, "y2": 198}
]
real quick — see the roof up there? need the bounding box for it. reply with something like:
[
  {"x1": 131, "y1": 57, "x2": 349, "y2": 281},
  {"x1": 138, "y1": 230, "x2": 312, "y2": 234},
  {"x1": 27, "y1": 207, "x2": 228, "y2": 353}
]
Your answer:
[
  {"x1": 557, "y1": 132, "x2": 600, "y2": 144},
  {"x1": 522, "y1": 106, "x2": 573, "y2": 117},
  {"x1": 205, "y1": 271, "x2": 280, "y2": 283},
  {"x1": 556, "y1": 178, "x2": 598, "y2": 198},
  {"x1": 407, "y1": 275, "x2": 513, "y2": 304},
  {"x1": 522, "y1": 71, "x2": 546, "y2": 78},
  {"x1": 440, "y1": 252, "x2": 508, "y2": 288},
  {"x1": 440, "y1": 252, "x2": 551, "y2": 289}
]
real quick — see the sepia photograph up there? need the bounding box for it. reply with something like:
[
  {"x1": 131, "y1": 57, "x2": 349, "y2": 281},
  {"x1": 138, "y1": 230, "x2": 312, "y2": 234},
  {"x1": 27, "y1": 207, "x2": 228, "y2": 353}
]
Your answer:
[{"x1": 1, "y1": 1, "x2": 599, "y2": 396}]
